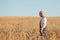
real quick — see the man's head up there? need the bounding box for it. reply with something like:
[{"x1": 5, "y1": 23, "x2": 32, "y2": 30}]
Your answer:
[{"x1": 39, "y1": 11, "x2": 44, "y2": 17}]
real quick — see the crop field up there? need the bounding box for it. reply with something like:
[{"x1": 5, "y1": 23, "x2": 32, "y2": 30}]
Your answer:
[{"x1": 0, "y1": 17, "x2": 60, "y2": 40}]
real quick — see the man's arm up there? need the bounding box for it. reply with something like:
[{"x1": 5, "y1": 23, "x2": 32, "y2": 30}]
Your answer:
[{"x1": 41, "y1": 17, "x2": 47, "y2": 32}]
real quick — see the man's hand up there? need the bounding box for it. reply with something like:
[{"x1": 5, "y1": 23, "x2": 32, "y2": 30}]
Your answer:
[
  {"x1": 41, "y1": 23, "x2": 45, "y2": 33},
  {"x1": 41, "y1": 28, "x2": 43, "y2": 33}
]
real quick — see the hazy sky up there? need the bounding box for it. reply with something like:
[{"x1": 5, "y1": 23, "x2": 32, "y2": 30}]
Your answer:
[{"x1": 0, "y1": 0, "x2": 60, "y2": 16}]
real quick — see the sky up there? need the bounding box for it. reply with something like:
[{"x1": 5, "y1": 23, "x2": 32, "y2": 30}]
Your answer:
[{"x1": 0, "y1": 0, "x2": 60, "y2": 16}]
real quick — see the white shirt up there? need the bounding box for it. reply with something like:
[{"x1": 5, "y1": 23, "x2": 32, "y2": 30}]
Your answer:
[{"x1": 40, "y1": 16, "x2": 47, "y2": 28}]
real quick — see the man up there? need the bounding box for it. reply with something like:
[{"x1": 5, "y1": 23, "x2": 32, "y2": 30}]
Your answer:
[{"x1": 39, "y1": 11, "x2": 47, "y2": 37}]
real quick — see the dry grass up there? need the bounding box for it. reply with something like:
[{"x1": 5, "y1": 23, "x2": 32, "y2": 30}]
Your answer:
[{"x1": 0, "y1": 17, "x2": 60, "y2": 40}]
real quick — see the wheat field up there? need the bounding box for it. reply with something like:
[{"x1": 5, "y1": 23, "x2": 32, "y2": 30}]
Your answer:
[{"x1": 0, "y1": 17, "x2": 60, "y2": 40}]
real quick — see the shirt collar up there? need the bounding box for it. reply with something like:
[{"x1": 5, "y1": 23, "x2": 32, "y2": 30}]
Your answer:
[{"x1": 42, "y1": 16, "x2": 45, "y2": 18}]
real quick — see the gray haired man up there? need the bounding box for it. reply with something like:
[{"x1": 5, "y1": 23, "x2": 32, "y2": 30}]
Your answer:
[{"x1": 39, "y1": 11, "x2": 47, "y2": 37}]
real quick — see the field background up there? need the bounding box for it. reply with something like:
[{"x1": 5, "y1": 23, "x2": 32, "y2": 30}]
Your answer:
[{"x1": 0, "y1": 17, "x2": 60, "y2": 40}]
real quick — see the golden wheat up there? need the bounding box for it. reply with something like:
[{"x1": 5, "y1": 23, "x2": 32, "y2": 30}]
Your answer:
[{"x1": 0, "y1": 17, "x2": 60, "y2": 40}]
